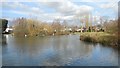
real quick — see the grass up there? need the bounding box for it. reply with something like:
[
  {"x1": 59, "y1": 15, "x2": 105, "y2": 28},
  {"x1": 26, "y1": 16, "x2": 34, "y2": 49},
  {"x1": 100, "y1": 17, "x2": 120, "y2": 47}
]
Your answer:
[{"x1": 80, "y1": 32, "x2": 118, "y2": 47}]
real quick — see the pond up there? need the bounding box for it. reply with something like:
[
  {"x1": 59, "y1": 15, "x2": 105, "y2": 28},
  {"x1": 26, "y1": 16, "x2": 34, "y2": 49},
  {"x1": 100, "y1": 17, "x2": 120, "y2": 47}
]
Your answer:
[{"x1": 1, "y1": 34, "x2": 119, "y2": 66}]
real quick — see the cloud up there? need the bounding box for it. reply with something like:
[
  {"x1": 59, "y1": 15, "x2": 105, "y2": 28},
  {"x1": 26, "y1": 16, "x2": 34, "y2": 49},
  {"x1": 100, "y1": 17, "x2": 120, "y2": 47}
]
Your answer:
[
  {"x1": 2, "y1": 0, "x2": 119, "y2": 2},
  {"x1": 11, "y1": 10, "x2": 28, "y2": 15},
  {"x1": 75, "y1": 5, "x2": 94, "y2": 16},
  {"x1": 99, "y1": 1, "x2": 118, "y2": 16},
  {"x1": 2, "y1": 1, "x2": 94, "y2": 24},
  {"x1": 2, "y1": 0, "x2": 118, "y2": 26},
  {"x1": 2, "y1": 2, "x2": 44, "y2": 16},
  {"x1": 40, "y1": 1, "x2": 94, "y2": 18},
  {"x1": 62, "y1": 15, "x2": 74, "y2": 20},
  {"x1": 2, "y1": 2, "x2": 28, "y2": 9},
  {"x1": 39, "y1": 1, "x2": 77, "y2": 15},
  {"x1": 40, "y1": 1, "x2": 94, "y2": 23},
  {"x1": 100, "y1": 2, "x2": 117, "y2": 9},
  {"x1": 56, "y1": 1, "x2": 78, "y2": 15}
]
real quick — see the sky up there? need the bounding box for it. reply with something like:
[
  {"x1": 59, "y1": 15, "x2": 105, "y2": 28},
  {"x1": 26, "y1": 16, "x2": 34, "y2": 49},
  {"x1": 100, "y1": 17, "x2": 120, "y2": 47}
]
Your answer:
[{"x1": 0, "y1": 0, "x2": 119, "y2": 26}]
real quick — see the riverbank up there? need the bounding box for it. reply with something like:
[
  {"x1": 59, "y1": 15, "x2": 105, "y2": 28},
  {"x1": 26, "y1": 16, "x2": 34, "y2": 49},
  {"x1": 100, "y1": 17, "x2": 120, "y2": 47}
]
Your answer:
[{"x1": 80, "y1": 32, "x2": 118, "y2": 47}]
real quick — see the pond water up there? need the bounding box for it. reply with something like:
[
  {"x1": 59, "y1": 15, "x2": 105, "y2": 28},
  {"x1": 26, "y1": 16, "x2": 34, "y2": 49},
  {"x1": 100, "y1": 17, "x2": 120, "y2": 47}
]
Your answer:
[{"x1": 1, "y1": 34, "x2": 119, "y2": 66}]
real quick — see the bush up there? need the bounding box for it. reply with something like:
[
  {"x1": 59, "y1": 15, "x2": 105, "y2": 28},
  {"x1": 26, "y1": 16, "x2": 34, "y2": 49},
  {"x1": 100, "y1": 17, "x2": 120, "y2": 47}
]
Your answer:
[
  {"x1": 14, "y1": 18, "x2": 41, "y2": 37},
  {"x1": 104, "y1": 20, "x2": 118, "y2": 34},
  {"x1": 13, "y1": 18, "x2": 70, "y2": 37}
]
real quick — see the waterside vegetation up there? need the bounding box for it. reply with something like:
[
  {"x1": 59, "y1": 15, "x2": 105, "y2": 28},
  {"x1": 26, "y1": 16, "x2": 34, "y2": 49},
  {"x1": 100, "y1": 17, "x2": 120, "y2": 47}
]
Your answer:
[
  {"x1": 13, "y1": 18, "x2": 74, "y2": 37},
  {"x1": 80, "y1": 20, "x2": 119, "y2": 47}
]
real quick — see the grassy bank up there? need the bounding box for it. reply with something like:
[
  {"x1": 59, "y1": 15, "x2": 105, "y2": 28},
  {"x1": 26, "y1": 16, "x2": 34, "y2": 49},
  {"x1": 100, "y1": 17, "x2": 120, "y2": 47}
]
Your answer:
[{"x1": 80, "y1": 32, "x2": 118, "y2": 47}]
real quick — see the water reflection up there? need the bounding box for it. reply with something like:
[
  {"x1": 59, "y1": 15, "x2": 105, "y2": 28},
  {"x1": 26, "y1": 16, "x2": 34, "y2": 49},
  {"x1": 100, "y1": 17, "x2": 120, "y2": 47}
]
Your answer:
[
  {"x1": 2, "y1": 35, "x2": 118, "y2": 66},
  {"x1": 2, "y1": 35, "x2": 7, "y2": 46}
]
